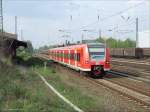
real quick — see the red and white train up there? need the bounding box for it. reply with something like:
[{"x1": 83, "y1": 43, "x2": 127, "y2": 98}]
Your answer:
[{"x1": 48, "y1": 43, "x2": 110, "y2": 78}]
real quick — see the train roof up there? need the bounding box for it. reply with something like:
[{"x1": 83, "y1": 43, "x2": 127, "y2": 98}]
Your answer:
[
  {"x1": 49, "y1": 43, "x2": 105, "y2": 51},
  {"x1": 87, "y1": 43, "x2": 104, "y2": 46}
]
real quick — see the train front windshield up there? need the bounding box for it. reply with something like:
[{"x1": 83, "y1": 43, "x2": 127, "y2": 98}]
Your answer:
[{"x1": 88, "y1": 46, "x2": 105, "y2": 61}]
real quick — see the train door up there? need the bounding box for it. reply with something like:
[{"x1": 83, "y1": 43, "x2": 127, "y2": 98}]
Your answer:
[
  {"x1": 52, "y1": 51, "x2": 53, "y2": 60},
  {"x1": 61, "y1": 50, "x2": 63, "y2": 62},
  {"x1": 54, "y1": 50, "x2": 56, "y2": 60},
  {"x1": 68, "y1": 50, "x2": 70, "y2": 65},
  {"x1": 64, "y1": 50, "x2": 68, "y2": 64},
  {"x1": 50, "y1": 51, "x2": 52, "y2": 59},
  {"x1": 63, "y1": 50, "x2": 64, "y2": 63},
  {"x1": 48, "y1": 50, "x2": 51, "y2": 59},
  {"x1": 104, "y1": 48, "x2": 110, "y2": 70},
  {"x1": 70, "y1": 49, "x2": 75, "y2": 66},
  {"x1": 57, "y1": 50, "x2": 59, "y2": 62},
  {"x1": 53, "y1": 51, "x2": 54, "y2": 60},
  {"x1": 81, "y1": 46, "x2": 89, "y2": 69},
  {"x1": 59, "y1": 50, "x2": 61, "y2": 62},
  {"x1": 76, "y1": 48, "x2": 82, "y2": 68},
  {"x1": 56, "y1": 51, "x2": 58, "y2": 61}
]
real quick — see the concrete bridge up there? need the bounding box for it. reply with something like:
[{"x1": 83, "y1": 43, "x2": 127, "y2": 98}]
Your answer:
[{"x1": 0, "y1": 32, "x2": 27, "y2": 61}]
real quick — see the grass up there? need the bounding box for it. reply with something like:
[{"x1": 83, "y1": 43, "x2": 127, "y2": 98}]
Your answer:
[
  {"x1": 0, "y1": 60, "x2": 75, "y2": 112},
  {"x1": 36, "y1": 66, "x2": 100, "y2": 111},
  {"x1": 0, "y1": 57, "x2": 146, "y2": 112}
]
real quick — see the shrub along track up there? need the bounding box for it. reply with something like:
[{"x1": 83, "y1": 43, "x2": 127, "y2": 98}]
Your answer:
[{"x1": 0, "y1": 60, "x2": 76, "y2": 112}]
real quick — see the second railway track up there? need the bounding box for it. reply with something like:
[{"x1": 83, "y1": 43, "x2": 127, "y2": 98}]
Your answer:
[
  {"x1": 36, "y1": 55, "x2": 150, "y2": 109},
  {"x1": 55, "y1": 63, "x2": 150, "y2": 108}
]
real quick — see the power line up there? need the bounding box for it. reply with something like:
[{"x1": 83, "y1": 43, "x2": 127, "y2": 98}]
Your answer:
[
  {"x1": 108, "y1": 16, "x2": 149, "y2": 34},
  {"x1": 79, "y1": 1, "x2": 144, "y2": 30},
  {"x1": 101, "y1": 1, "x2": 144, "y2": 21}
]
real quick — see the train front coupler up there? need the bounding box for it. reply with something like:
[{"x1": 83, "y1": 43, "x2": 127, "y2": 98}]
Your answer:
[{"x1": 91, "y1": 65, "x2": 105, "y2": 78}]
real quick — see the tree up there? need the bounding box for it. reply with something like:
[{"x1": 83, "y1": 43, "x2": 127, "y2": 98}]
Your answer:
[
  {"x1": 26, "y1": 40, "x2": 33, "y2": 53},
  {"x1": 95, "y1": 37, "x2": 136, "y2": 48}
]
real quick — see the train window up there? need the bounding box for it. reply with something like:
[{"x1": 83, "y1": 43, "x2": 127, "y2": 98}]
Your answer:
[
  {"x1": 64, "y1": 53, "x2": 65, "y2": 58},
  {"x1": 73, "y1": 53, "x2": 75, "y2": 60},
  {"x1": 77, "y1": 53, "x2": 80, "y2": 61},
  {"x1": 70, "y1": 53, "x2": 72, "y2": 59},
  {"x1": 88, "y1": 47, "x2": 105, "y2": 60},
  {"x1": 70, "y1": 53, "x2": 74, "y2": 60},
  {"x1": 74, "y1": 54, "x2": 76, "y2": 61},
  {"x1": 68, "y1": 53, "x2": 70, "y2": 59},
  {"x1": 60, "y1": 53, "x2": 62, "y2": 57},
  {"x1": 65, "y1": 53, "x2": 67, "y2": 59},
  {"x1": 64, "y1": 53, "x2": 69, "y2": 59},
  {"x1": 89, "y1": 48, "x2": 104, "y2": 52}
]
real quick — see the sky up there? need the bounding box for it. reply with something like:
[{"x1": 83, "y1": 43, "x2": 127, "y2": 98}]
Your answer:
[{"x1": 3, "y1": 0, "x2": 150, "y2": 48}]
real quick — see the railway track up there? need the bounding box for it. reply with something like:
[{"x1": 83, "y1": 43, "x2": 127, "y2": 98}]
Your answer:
[
  {"x1": 108, "y1": 70, "x2": 150, "y2": 83},
  {"x1": 105, "y1": 74, "x2": 150, "y2": 97},
  {"x1": 111, "y1": 57, "x2": 150, "y2": 62},
  {"x1": 111, "y1": 64, "x2": 150, "y2": 81},
  {"x1": 90, "y1": 79, "x2": 150, "y2": 108},
  {"x1": 54, "y1": 64, "x2": 150, "y2": 108},
  {"x1": 111, "y1": 58, "x2": 150, "y2": 71},
  {"x1": 36, "y1": 55, "x2": 150, "y2": 109}
]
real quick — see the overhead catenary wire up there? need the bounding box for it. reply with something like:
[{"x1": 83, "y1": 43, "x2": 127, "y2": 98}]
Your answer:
[
  {"x1": 100, "y1": 1, "x2": 144, "y2": 21},
  {"x1": 78, "y1": 1, "x2": 145, "y2": 30}
]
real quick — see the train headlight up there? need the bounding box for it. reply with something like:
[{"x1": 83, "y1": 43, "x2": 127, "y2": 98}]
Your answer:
[
  {"x1": 105, "y1": 61, "x2": 110, "y2": 64},
  {"x1": 85, "y1": 60, "x2": 89, "y2": 64}
]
